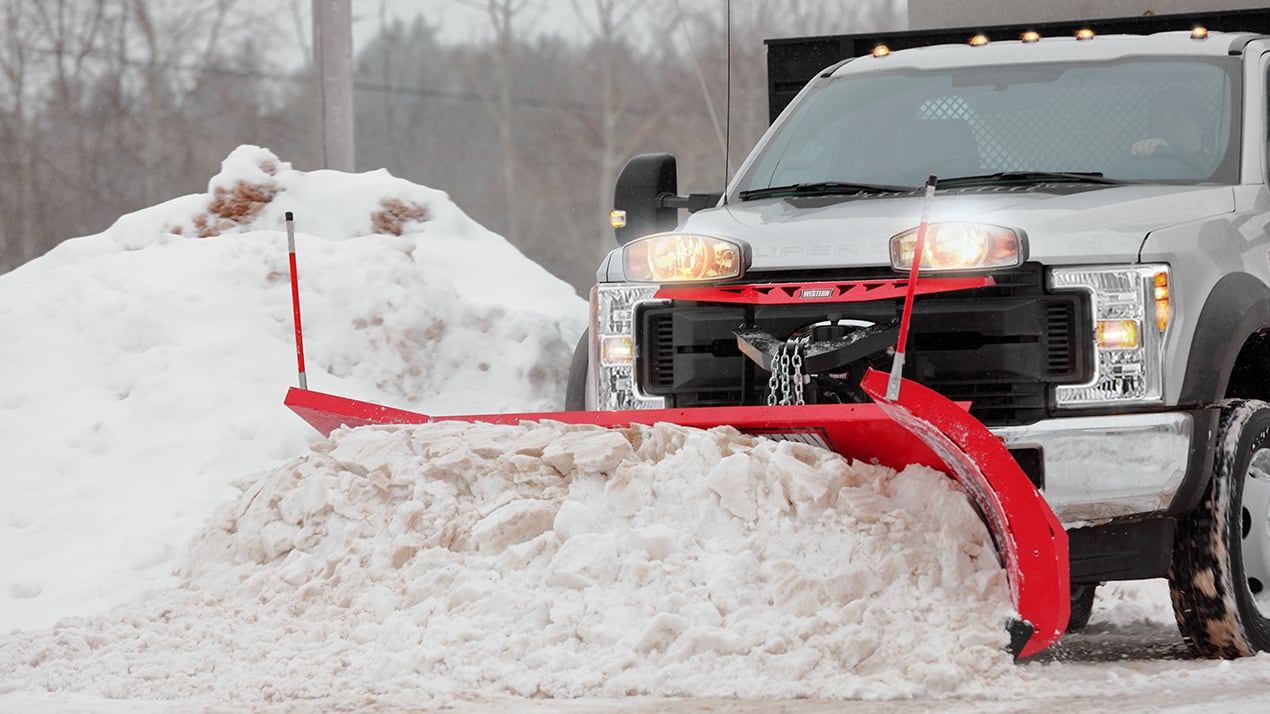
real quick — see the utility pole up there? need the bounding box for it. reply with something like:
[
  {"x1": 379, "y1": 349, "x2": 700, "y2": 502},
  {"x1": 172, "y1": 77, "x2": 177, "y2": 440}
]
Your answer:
[{"x1": 313, "y1": 0, "x2": 355, "y2": 170}]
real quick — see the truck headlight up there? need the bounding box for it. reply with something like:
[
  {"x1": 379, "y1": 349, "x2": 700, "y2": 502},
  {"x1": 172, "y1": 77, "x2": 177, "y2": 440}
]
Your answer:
[
  {"x1": 890, "y1": 223, "x2": 1024, "y2": 272},
  {"x1": 1051, "y1": 265, "x2": 1170, "y2": 407},
  {"x1": 623, "y1": 233, "x2": 747, "y2": 283},
  {"x1": 590, "y1": 284, "x2": 667, "y2": 410}
]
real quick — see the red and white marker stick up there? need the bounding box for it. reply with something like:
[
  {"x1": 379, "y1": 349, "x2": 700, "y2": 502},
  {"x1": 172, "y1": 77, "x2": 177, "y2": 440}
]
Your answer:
[
  {"x1": 285, "y1": 211, "x2": 308, "y2": 390},
  {"x1": 886, "y1": 175, "x2": 937, "y2": 400}
]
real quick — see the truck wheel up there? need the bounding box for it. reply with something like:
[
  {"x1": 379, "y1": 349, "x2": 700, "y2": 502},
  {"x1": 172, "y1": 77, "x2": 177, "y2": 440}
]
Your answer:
[
  {"x1": 1066, "y1": 583, "x2": 1096, "y2": 633},
  {"x1": 564, "y1": 333, "x2": 588, "y2": 411},
  {"x1": 1169, "y1": 400, "x2": 1270, "y2": 658}
]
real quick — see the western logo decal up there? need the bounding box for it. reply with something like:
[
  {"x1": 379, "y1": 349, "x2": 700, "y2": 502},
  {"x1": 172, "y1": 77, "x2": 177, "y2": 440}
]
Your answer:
[{"x1": 798, "y1": 288, "x2": 835, "y2": 299}]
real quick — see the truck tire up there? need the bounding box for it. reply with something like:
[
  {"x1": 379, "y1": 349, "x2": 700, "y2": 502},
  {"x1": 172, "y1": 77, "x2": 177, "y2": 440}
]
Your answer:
[
  {"x1": 1169, "y1": 400, "x2": 1270, "y2": 658},
  {"x1": 1066, "y1": 584, "x2": 1096, "y2": 633},
  {"x1": 564, "y1": 333, "x2": 588, "y2": 411}
]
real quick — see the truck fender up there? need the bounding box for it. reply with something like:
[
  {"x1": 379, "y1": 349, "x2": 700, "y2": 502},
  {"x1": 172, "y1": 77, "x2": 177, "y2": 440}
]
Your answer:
[
  {"x1": 1179, "y1": 272, "x2": 1270, "y2": 406},
  {"x1": 1169, "y1": 273, "x2": 1270, "y2": 516}
]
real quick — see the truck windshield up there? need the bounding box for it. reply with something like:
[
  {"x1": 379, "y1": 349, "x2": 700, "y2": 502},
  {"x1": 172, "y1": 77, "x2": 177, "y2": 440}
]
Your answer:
[{"x1": 737, "y1": 57, "x2": 1239, "y2": 196}]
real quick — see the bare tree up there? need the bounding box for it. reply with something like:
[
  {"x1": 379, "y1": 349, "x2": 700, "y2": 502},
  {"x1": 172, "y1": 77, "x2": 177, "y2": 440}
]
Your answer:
[
  {"x1": 568, "y1": 0, "x2": 665, "y2": 268},
  {"x1": 0, "y1": 0, "x2": 35, "y2": 269},
  {"x1": 0, "y1": 0, "x2": 293, "y2": 270},
  {"x1": 458, "y1": 0, "x2": 533, "y2": 245},
  {"x1": 128, "y1": 0, "x2": 249, "y2": 201},
  {"x1": 5, "y1": 0, "x2": 115, "y2": 267}
]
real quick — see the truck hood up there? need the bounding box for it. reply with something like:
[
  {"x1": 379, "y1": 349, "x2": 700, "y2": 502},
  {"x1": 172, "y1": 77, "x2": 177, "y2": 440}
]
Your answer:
[{"x1": 671, "y1": 185, "x2": 1235, "y2": 273}]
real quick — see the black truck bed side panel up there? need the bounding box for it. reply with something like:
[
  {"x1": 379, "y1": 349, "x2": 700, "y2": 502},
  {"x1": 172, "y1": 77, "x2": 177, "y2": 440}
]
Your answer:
[{"x1": 766, "y1": 7, "x2": 1270, "y2": 122}]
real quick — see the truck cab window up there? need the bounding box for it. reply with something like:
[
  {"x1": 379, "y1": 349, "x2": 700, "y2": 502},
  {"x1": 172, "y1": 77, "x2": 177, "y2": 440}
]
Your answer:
[{"x1": 739, "y1": 58, "x2": 1239, "y2": 196}]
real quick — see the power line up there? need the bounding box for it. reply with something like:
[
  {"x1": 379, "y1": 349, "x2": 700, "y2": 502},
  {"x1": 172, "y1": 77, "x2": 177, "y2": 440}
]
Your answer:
[
  {"x1": 19, "y1": 44, "x2": 610, "y2": 112},
  {"x1": 351, "y1": 80, "x2": 596, "y2": 111}
]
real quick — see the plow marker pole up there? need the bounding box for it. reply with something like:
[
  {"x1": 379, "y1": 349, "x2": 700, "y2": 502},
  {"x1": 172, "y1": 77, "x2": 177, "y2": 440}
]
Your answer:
[
  {"x1": 286, "y1": 211, "x2": 308, "y2": 390},
  {"x1": 869, "y1": 173, "x2": 1070, "y2": 655},
  {"x1": 887, "y1": 175, "x2": 937, "y2": 400}
]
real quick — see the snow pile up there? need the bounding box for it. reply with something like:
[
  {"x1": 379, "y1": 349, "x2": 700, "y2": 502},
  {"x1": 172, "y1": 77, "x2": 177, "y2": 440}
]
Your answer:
[
  {"x1": 0, "y1": 420, "x2": 1014, "y2": 706},
  {"x1": 0, "y1": 146, "x2": 586, "y2": 632}
]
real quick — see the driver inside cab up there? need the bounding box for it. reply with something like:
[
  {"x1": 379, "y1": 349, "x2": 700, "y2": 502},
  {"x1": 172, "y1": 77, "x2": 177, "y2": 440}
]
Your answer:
[{"x1": 1129, "y1": 94, "x2": 1211, "y2": 167}]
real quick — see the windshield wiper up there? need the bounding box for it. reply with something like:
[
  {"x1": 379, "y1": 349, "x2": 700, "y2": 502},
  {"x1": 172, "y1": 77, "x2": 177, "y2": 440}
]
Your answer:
[
  {"x1": 936, "y1": 171, "x2": 1127, "y2": 188},
  {"x1": 739, "y1": 181, "x2": 915, "y2": 201}
]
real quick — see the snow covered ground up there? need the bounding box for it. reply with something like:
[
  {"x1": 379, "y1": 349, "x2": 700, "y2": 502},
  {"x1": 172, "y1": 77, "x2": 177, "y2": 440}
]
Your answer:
[{"x1": 5, "y1": 146, "x2": 1270, "y2": 712}]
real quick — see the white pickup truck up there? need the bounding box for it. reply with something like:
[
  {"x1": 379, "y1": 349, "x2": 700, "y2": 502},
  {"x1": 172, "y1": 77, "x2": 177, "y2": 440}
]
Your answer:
[{"x1": 567, "y1": 14, "x2": 1270, "y2": 658}]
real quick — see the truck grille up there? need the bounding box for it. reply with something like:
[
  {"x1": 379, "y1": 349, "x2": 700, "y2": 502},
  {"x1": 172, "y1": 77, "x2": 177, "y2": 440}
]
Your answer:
[
  {"x1": 650, "y1": 315, "x2": 675, "y2": 389},
  {"x1": 636, "y1": 264, "x2": 1091, "y2": 426},
  {"x1": 1046, "y1": 302, "x2": 1076, "y2": 374}
]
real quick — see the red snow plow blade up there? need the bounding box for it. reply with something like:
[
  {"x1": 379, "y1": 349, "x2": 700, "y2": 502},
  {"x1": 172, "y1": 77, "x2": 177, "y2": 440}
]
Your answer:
[
  {"x1": 278, "y1": 198, "x2": 1066, "y2": 658},
  {"x1": 284, "y1": 368, "x2": 1068, "y2": 657}
]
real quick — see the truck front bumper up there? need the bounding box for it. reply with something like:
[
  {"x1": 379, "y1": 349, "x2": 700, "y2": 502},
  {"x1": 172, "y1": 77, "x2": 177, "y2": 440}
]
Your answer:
[{"x1": 993, "y1": 412, "x2": 1193, "y2": 527}]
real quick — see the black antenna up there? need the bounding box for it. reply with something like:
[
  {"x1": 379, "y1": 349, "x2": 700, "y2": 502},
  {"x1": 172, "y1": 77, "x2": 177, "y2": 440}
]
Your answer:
[{"x1": 724, "y1": 0, "x2": 731, "y2": 195}]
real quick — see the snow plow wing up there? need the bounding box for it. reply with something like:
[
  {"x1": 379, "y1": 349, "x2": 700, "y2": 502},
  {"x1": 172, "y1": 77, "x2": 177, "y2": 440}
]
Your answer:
[{"x1": 284, "y1": 366, "x2": 1068, "y2": 657}]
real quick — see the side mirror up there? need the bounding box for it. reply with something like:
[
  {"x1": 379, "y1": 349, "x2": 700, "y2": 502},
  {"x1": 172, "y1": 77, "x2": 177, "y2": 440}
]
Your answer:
[{"x1": 612, "y1": 153, "x2": 678, "y2": 245}]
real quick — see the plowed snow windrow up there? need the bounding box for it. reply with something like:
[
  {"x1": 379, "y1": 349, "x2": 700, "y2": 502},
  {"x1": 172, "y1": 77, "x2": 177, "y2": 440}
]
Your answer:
[{"x1": 1, "y1": 420, "x2": 1015, "y2": 706}]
